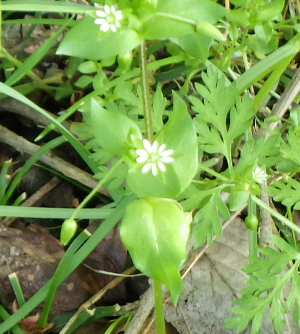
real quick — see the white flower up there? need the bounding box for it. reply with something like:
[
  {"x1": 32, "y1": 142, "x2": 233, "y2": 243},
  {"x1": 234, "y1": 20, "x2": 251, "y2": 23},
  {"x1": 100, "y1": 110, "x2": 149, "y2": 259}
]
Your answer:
[
  {"x1": 136, "y1": 139, "x2": 174, "y2": 176},
  {"x1": 252, "y1": 167, "x2": 268, "y2": 184},
  {"x1": 94, "y1": 5, "x2": 123, "y2": 33}
]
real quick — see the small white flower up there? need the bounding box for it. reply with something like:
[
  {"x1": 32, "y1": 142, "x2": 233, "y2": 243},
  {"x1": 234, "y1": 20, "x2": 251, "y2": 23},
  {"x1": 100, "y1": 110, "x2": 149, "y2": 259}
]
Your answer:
[
  {"x1": 136, "y1": 139, "x2": 174, "y2": 176},
  {"x1": 252, "y1": 167, "x2": 268, "y2": 184},
  {"x1": 94, "y1": 5, "x2": 123, "y2": 33}
]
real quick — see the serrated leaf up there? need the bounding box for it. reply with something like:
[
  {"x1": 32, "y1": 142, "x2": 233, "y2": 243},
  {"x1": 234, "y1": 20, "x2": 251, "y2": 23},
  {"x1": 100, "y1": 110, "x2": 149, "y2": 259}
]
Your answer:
[
  {"x1": 120, "y1": 197, "x2": 191, "y2": 304},
  {"x1": 235, "y1": 135, "x2": 280, "y2": 175},
  {"x1": 281, "y1": 127, "x2": 300, "y2": 165},
  {"x1": 190, "y1": 64, "x2": 256, "y2": 165},
  {"x1": 267, "y1": 178, "x2": 300, "y2": 208},
  {"x1": 192, "y1": 191, "x2": 229, "y2": 247}
]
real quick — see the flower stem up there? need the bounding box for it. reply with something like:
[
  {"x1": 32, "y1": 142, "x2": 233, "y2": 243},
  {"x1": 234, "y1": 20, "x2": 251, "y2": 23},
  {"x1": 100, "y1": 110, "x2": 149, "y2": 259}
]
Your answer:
[
  {"x1": 140, "y1": 39, "x2": 153, "y2": 142},
  {"x1": 251, "y1": 194, "x2": 300, "y2": 235},
  {"x1": 153, "y1": 279, "x2": 166, "y2": 334},
  {"x1": 71, "y1": 159, "x2": 123, "y2": 220}
]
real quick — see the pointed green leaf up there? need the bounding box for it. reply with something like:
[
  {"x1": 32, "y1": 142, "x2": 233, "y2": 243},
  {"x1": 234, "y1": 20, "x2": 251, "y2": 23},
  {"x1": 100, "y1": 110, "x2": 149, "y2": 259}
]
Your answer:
[
  {"x1": 57, "y1": 17, "x2": 141, "y2": 60},
  {"x1": 85, "y1": 99, "x2": 142, "y2": 155},
  {"x1": 120, "y1": 197, "x2": 191, "y2": 304}
]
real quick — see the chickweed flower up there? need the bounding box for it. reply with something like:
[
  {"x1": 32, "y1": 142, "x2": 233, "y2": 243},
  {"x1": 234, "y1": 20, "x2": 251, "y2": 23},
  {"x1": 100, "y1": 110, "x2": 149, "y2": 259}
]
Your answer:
[
  {"x1": 252, "y1": 166, "x2": 268, "y2": 184},
  {"x1": 136, "y1": 139, "x2": 174, "y2": 176},
  {"x1": 94, "y1": 5, "x2": 123, "y2": 33}
]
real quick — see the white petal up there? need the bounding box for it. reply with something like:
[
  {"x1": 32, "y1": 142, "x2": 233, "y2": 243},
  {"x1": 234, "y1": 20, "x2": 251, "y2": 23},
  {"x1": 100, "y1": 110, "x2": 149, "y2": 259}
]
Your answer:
[
  {"x1": 158, "y1": 143, "x2": 166, "y2": 154},
  {"x1": 142, "y1": 163, "x2": 152, "y2": 174},
  {"x1": 94, "y1": 18, "x2": 105, "y2": 25},
  {"x1": 136, "y1": 149, "x2": 148, "y2": 158},
  {"x1": 160, "y1": 149, "x2": 173, "y2": 156},
  {"x1": 160, "y1": 156, "x2": 173, "y2": 163},
  {"x1": 104, "y1": 5, "x2": 111, "y2": 14},
  {"x1": 110, "y1": 6, "x2": 116, "y2": 14},
  {"x1": 115, "y1": 11, "x2": 123, "y2": 20},
  {"x1": 143, "y1": 139, "x2": 152, "y2": 152},
  {"x1": 151, "y1": 141, "x2": 158, "y2": 153},
  {"x1": 157, "y1": 161, "x2": 166, "y2": 172},
  {"x1": 100, "y1": 23, "x2": 110, "y2": 32},
  {"x1": 136, "y1": 156, "x2": 147, "y2": 163},
  {"x1": 115, "y1": 21, "x2": 121, "y2": 28},
  {"x1": 111, "y1": 25, "x2": 117, "y2": 32},
  {"x1": 151, "y1": 164, "x2": 158, "y2": 176},
  {"x1": 95, "y1": 10, "x2": 106, "y2": 18}
]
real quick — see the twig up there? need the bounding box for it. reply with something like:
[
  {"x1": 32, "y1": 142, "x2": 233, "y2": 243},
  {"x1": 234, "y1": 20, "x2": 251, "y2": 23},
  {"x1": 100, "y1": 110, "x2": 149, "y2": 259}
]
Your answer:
[
  {"x1": 1, "y1": 97, "x2": 70, "y2": 131},
  {"x1": 0, "y1": 124, "x2": 109, "y2": 196},
  {"x1": 59, "y1": 266, "x2": 137, "y2": 334}
]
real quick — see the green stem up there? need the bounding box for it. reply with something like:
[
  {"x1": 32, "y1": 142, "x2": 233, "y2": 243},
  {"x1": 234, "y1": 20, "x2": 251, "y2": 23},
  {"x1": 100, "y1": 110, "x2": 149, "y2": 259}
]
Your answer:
[
  {"x1": 153, "y1": 280, "x2": 166, "y2": 334},
  {"x1": 251, "y1": 194, "x2": 300, "y2": 235},
  {"x1": 140, "y1": 39, "x2": 153, "y2": 142},
  {"x1": 247, "y1": 196, "x2": 258, "y2": 258},
  {"x1": 70, "y1": 159, "x2": 123, "y2": 220},
  {"x1": 197, "y1": 162, "x2": 229, "y2": 182}
]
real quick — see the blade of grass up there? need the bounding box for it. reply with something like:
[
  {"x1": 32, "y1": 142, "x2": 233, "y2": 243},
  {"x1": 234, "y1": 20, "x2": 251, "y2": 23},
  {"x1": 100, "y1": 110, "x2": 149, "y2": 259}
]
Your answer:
[
  {"x1": 0, "y1": 205, "x2": 114, "y2": 219},
  {"x1": 235, "y1": 37, "x2": 300, "y2": 94},
  {"x1": 39, "y1": 230, "x2": 90, "y2": 328},
  {"x1": 9, "y1": 273, "x2": 26, "y2": 308},
  {"x1": 1, "y1": 0, "x2": 95, "y2": 13},
  {"x1": 252, "y1": 57, "x2": 292, "y2": 110},
  {"x1": 0, "y1": 193, "x2": 135, "y2": 333},
  {"x1": 0, "y1": 159, "x2": 12, "y2": 201},
  {"x1": 0, "y1": 304, "x2": 25, "y2": 334}
]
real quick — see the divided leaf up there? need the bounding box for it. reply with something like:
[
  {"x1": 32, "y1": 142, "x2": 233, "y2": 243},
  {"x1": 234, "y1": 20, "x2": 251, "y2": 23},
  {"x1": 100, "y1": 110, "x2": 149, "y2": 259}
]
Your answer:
[
  {"x1": 120, "y1": 197, "x2": 191, "y2": 305},
  {"x1": 190, "y1": 64, "x2": 256, "y2": 165},
  {"x1": 192, "y1": 191, "x2": 230, "y2": 248},
  {"x1": 267, "y1": 178, "x2": 300, "y2": 209},
  {"x1": 225, "y1": 235, "x2": 300, "y2": 334}
]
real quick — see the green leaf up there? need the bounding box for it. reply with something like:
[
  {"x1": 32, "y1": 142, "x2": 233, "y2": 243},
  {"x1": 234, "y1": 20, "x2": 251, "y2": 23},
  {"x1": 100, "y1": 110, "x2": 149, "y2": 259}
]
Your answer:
[
  {"x1": 127, "y1": 93, "x2": 198, "y2": 198},
  {"x1": 191, "y1": 64, "x2": 255, "y2": 166},
  {"x1": 281, "y1": 127, "x2": 300, "y2": 165},
  {"x1": 141, "y1": 0, "x2": 225, "y2": 40},
  {"x1": 173, "y1": 32, "x2": 212, "y2": 63},
  {"x1": 156, "y1": 0, "x2": 226, "y2": 24},
  {"x1": 234, "y1": 135, "x2": 280, "y2": 175},
  {"x1": 57, "y1": 17, "x2": 141, "y2": 60},
  {"x1": 267, "y1": 178, "x2": 300, "y2": 209},
  {"x1": 84, "y1": 99, "x2": 142, "y2": 156},
  {"x1": 228, "y1": 189, "x2": 249, "y2": 211},
  {"x1": 192, "y1": 191, "x2": 230, "y2": 248},
  {"x1": 120, "y1": 197, "x2": 191, "y2": 304},
  {"x1": 226, "y1": 235, "x2": 300, "y2": 334}
]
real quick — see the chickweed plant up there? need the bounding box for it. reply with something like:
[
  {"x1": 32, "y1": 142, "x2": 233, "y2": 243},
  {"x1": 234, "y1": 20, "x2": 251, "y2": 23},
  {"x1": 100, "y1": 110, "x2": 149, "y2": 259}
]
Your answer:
[{"x1": 1, "y1": 0, "x2": 300, "y2": 333}]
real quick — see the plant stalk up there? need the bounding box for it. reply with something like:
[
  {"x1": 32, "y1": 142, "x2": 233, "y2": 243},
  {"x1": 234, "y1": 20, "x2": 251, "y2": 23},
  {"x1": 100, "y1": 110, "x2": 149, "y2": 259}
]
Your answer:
[
  {"x1": 153, "y1": 280, "x2": 166, "y2": 334},
  {"x1": 71, "y1": 159, "x2": 123, "y2": 220},
  {"x1": 140, "y1": 39, "x2": 153, "y2": 142}
]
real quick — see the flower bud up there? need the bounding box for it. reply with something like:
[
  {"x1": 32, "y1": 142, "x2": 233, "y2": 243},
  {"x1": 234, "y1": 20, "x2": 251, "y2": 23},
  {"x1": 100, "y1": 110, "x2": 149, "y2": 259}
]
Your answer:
[
  {"x1": 196, "y1": 21, "x2": 226, "y2": 41},
  {"x1": 60, "y1": 219, "x2": 77, "y2": 246}
]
